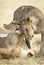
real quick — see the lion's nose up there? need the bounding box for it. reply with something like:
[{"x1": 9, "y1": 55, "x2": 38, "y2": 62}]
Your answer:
[
  {"x1": 34, "y1": 31, "x2": 38, "y2": 34},
  {"x1": 32, "y1": 35, "x2": 34, "y2": 37},
  {"x1": 28, "y1": 35, "x2": 34, "y2": 40}
]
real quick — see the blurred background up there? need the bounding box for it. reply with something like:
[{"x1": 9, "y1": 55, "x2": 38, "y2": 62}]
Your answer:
[{"x1": 0, "y1": 0, "x2": 44, "y2": 27}]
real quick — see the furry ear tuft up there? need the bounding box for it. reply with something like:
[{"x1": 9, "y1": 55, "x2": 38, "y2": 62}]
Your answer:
[{"x1": 3, "y1": 24, "x2": 8, "y2": 29}]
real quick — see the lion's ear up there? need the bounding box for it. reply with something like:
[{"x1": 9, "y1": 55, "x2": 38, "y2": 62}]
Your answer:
[{"x1": 3, "y1": 24, "x2": 8, "y2": 30}]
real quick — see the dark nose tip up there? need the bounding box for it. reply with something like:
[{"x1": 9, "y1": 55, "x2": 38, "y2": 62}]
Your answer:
[
  {"x1": 34, "y1": 31, "x2": 38, "y2": 34},
  {"x1": 32, "y1": 35, "x2": 34, "y2": 37}
]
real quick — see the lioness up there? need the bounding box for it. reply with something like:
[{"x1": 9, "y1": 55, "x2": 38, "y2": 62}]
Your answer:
[
  {"x1": 0, "y1": 22, "x2": 35, "y2": 58},
  {"x1": 3, "y1": 21, "x2": 34, "y2": 49}
]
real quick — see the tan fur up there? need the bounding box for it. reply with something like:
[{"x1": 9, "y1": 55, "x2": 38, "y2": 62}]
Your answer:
[
  {"x1": 0, "y1": 22, "x2": 36, "y2": 58},
  {"x1": 21, "y1": 19, "x2": 33, "y2": 39},
  {"x1": 3, "y1": 21, "x2": 19, "y2": 30}
]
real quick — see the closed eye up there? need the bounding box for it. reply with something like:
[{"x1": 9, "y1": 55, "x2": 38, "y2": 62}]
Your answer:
[
  {"x1": 25, "y1": 29, "x2": 28, "y2": 32},
  {"x1": 15, "y1": 28, "x2": 19, "y2": 31}
]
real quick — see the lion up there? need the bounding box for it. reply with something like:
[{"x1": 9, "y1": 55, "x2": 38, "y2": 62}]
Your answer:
[
  {"x1": 13, "y1": 5, "x2": 44, "y2": 56},
  {"x1": 3, "y1": 20, "x2": 34, "y2": 49},
  {"x1": 0, "y1": 21, "x2": 35, "y2": 58}
]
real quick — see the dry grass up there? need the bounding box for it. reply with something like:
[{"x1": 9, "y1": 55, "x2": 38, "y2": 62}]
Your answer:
[{"x1": 0, "y1": 57, "x2": 44, "y2": 65}]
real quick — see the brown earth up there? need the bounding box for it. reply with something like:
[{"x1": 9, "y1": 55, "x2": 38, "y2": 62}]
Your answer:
[{"x1": 0, "y1": 57, "x2": 44, "y2": 65}]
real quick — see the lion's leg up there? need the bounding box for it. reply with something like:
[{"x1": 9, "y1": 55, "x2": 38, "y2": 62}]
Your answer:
[
  {"x1": 10, "y1": 48, "x2": 21, "y2": 57},
  {"x1": 0, "y1": 48, "x2": 11, "y2": 58},
  {"x1": 0, "y1": 48, "x2": 10, "y2": 55},
  {"x1": 40, "y1": 33, "x2": 44, "y2": 56},
  {"x1": 0, "y1": 48, "x2": 21, "y2": 58}
]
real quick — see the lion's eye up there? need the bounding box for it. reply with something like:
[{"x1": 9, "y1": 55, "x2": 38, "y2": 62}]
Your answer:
[
  {"x1": 25, "y1": 28, "x2": 28, "y2": 31},
  {"x1": 37, "y1": 23, "x2": 40, "y2": 26},
  {"x1": 15, "y1": 28, "x2": 19, "y2": 31},
  {"x1": 25, "y1": 28, "x2": 29, "y2": 33},
  {"x1": 27, "y1": 18, "x2": 29, "y2": 21}
]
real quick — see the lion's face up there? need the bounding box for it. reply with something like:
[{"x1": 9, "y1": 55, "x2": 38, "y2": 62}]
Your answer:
[
  {"x1": 21, "y1": 18, "x2": 35, "y2": 39},
  {"x1": 21, "y1": 16, "x2": 43, "y2": 40}
]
